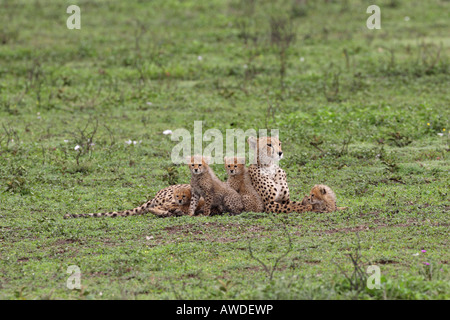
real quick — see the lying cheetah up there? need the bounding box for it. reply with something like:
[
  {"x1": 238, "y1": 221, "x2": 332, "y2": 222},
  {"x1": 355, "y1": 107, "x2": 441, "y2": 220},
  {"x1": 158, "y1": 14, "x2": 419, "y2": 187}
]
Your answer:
[
  {"x1": 301, "y1": 184, "x2": 336, "y2": 212},
  {"x1": 247, "y1": 136, "x2": 313, "y2": 213},
  {"x1": 224, "y1": 156, "x2": 265, "y2": 213},
  {"x1": 63, "y1": 184, "x2": 204, "y2": 218},
  {"x1": 187, "y1": 155, "x2": 244, "y2": 216},
  {"x1": 301, "y1": 184, "x2": 347, "y2": 212},
  {"x1": 172, "y1": 185, "x2": 205, "y2": 215}
]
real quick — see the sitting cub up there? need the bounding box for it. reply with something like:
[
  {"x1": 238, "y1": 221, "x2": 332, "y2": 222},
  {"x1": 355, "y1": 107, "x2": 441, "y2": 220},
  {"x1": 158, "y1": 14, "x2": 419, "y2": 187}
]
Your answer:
[
  {"x1": 224, "y1": 156, "x2": 264, "y2": 213},
  {"x1": 187, "y1": 155, "x2": 244, "y2": 216}
]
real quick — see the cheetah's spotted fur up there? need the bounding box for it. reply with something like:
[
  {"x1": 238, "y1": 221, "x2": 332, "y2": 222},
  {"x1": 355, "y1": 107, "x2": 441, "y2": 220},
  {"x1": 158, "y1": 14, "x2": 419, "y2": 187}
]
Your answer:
[
  {"x1": 247, "y1": 136, "x2": 313, "y2": 214},
  {"x1": 63, "y1": 184, "x2": 204, "y2": 218},
  {"x1": 187, "y1": 155, "x2": 244, "y2": 216},
  {"x1": 224, "y1": 156, "x2": 264, "y2": 213}
]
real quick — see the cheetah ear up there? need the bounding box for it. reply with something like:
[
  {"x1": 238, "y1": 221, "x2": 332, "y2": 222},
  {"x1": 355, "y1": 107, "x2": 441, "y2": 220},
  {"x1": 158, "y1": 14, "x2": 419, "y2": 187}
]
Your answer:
[
  {"x1": 248, "y1": 136, "x2": 257, "y2": 149},
  {"x1": 203, "y1": 156, "x2": 211, "y2": 164},
  {"x1": 236, "y1": 156, "x2": 246, "y2": 165},
  {"x1": 320, "y1": 187, "x2": 327, "y2": 195},
  {"x1": 223, "y1": 156, "x2": 231, "y2": 164},
  {"x1": 190, "y1": 154, "x2": 205, "y2": 164}
]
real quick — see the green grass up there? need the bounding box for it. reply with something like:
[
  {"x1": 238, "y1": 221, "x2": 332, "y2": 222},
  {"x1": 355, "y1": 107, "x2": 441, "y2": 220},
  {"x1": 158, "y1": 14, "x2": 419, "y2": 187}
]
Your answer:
[{"x1": 0, "y1": 0, "x2": 449, "y2": 299}]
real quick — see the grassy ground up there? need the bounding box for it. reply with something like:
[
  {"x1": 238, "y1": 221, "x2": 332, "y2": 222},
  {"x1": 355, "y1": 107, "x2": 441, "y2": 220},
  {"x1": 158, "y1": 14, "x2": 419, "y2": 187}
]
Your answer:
[{"x1": 0, "y1": 0, "x2": 449, "y2": 299}]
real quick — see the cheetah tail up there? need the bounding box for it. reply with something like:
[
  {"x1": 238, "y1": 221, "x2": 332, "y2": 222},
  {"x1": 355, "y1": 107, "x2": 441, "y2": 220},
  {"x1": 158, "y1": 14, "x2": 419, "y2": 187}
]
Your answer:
[{"x1": 63, "y1": 200, "x2": 153, "y2": 219}]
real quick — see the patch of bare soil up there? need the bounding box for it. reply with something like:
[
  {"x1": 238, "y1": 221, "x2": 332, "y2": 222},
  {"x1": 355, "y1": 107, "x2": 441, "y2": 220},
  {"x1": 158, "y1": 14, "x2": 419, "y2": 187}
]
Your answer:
[
  {"x1": 316, "y1": 218, "x2": 429, "y2": 235},
  {"x1": 89, "y1": 271, "x2": 111, "y2": 277},
  {"x1": 164, "y1": 222, "x2": 239, "y2": 234},
  {"x1": 359, "y1": 211, "x2": 380, "y2": 217},
  {"x1": 304, "y1": 260, "x2": 321, "y2": 265},
  {"x1": 54, "y1": 239, "x2": 81, "y2": 245},
  {"x1": 374, "y1": 259, "x2": 398, "y2": 265},
  {"x1": 322, "y1": 225, "x2": 370, "y2": 234},
  {"x1": 162, "y1": 222, "x2": 269, "y2": 243}
]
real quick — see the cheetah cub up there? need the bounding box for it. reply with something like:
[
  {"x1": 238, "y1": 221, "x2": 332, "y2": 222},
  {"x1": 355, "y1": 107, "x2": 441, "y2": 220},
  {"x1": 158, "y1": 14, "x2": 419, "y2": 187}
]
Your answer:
[
  {"x1": 187, "y1": 155, "x2": 244, "y2": 216},
  {"x1": 153, "y1": 186, "x2": 205, "y2": 216},
  {"x1": 301, "y1": 184, "x2": 343, "y2": 212},
  {"x1": 64, "y1": 184, "x2": 205, "y2": 219},
  {"x1": 224, "y1": 156, "x2": 264, "y2": 213}
]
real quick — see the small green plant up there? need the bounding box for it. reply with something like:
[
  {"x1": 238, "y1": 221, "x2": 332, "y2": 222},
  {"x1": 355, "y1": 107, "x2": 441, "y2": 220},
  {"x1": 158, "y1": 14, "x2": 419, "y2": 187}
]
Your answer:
[
  {"x1": 67, "y1": 118, "x2": 99, "y2": 166},
  {"x1": 337, "y1": 134, "x2": 352, "y2": 157},
  {"x1": 417, "y1": 250, "x2": 446, "y2": 281},
  {"x1": 387, "y1": 132, "x2": 412, "y2": 147},
  {"x1": 308, "y1": 135, "x2": 326, "y2": 158},
  {"x1": 290, "y1": 0, "x2": 308, "y2": 18},
  {"x1": 162, "y1": 165, "x2": 180, "y2": 185},
  {"x1": 264, "y1": 98, "x2": 279, "y2": 130},
  {"x1": 1, "y1": 123, "x2": 21, "y2": 149},
  {"x1": 247, "y1": 216, "x2": 292, "y2": 281},
  {"x1": 4, "y1": 164, "x2": 29, "y2": 195},
  {"x1": 322, "y1": 64, "x2": 341, "y2": 102},
  {"x1": 334, "y1": 233, "x2": 369, "y2": 295},
  {"x1": 381, "y1": 158, "x2": 399, "y2": 173},
  {"x1": 216, "y1": 279, "x2": 235, "y2": 298},
  {"x1": 416, "y1": 42, "x2": 444, "y2": 74},
  {"x1": 269, "y1": 14, "x2": 296, "y2": 91}
]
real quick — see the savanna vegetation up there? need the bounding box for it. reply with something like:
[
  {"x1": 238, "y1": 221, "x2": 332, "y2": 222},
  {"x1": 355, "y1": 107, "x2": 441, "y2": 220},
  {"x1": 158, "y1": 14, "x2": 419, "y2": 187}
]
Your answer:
[{"x1": 0, "y1": 0, "x2": 448, "y2": 299}]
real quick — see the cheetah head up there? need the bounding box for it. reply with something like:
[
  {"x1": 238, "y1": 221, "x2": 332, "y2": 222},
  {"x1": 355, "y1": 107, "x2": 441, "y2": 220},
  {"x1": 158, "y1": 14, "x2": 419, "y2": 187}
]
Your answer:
[
  {"x1": 309, "y1": 185, "x2": 331, "y2": 204},
  {"x1": 186, "y1": 155, "x2": 209, "y2": 175},
  {"x1": 248, "y1": 136, "x2": 283, "y2": 165},
  {"x1": 224, "y1": 157, "x2": 246, "y2": 176},
  {"x1": 173, "y1": 187, "x2": 192, "y2": 205}
]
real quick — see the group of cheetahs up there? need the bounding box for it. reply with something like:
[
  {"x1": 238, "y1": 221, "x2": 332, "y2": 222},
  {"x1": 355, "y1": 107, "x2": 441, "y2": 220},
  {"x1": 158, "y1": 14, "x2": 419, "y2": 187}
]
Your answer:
[{"x1": 64, "y1": 136, "x2": 346, "y2": 219}]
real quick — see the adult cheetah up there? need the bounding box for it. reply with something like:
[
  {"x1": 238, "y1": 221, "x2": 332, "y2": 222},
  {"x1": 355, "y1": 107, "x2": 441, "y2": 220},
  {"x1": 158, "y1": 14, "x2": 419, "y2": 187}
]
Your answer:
[{"x1": 247, "y1": 136, "x2": 313, "y2": 214}]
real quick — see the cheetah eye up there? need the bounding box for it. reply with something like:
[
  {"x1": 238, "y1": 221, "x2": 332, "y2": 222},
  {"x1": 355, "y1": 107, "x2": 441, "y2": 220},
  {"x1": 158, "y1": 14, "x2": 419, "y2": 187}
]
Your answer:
[
  {"x1": 267, "y1": 144, "x2": 272, "y2": 147},
  {"x1": 198, "y1": 164, "x2": 202, "y2": 167},
  {"x1": 311, "y1": 194, "x2": 314, "y2": 197},
  {"x1": 191, "y1": 164, "x2": 194, "y2": 167},
  {"x1": 234, "y1": 165, "x2": 237, "y2": 168},
  {"x1": 228, "y1": 165, "x2": 231, "y2": 168}
]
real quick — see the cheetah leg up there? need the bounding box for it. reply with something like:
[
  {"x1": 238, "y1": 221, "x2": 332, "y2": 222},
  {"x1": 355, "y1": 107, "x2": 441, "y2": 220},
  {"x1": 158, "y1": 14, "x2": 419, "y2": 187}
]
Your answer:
[
  {"x1": 196, "y1": 197, "x2": 205, "y2": 213},
  {"x1": 188, "y1": 193, "x2": 200, "y2": 216},
  {"x1": 310, "y1": 201, "x2": 327, "y2": 213},
  {"x1": 249, "y1": 170, "x2": 294, "y2": 207},
  {"x1": 241, "y1": 194, "x2": 253, "y2": 212},
  {"x1": 223, "y1": 194, "x2": 244, "y2": 215},
  {"x1": 201, "y1": 194, "x2": 214, "y2": 216},
  {"x1": 273, "y1": 171, "x2": 290, "y2": 203},
  {"x1": 148, "y1": 205, "x2": 172, "y2": 217}
]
